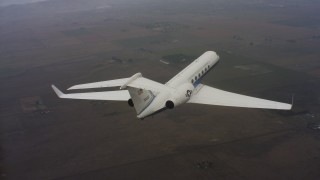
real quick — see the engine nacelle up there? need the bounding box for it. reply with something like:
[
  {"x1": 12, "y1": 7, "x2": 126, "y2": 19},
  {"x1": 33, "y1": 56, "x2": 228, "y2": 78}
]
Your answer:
[
  {"x1": 165, "y1": 83, "x2": 194, "y2": 109},
  {"x1": 165, "y1": 100, "x2": 174, "y2": 109},
  {"x1": 128, "y1": 98, "x2": 134, "y2": 107}
]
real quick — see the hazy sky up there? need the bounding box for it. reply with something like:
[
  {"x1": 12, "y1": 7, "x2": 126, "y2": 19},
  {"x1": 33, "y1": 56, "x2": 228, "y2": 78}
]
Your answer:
[{"x1": 0, "y1": 0, "x2": 50, "y2": 7}]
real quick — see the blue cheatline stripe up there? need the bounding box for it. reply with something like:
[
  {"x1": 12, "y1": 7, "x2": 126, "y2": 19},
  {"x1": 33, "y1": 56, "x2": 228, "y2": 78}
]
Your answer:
[{"x1": 192, "y1": 61, "x2": 219, "y2": 87}]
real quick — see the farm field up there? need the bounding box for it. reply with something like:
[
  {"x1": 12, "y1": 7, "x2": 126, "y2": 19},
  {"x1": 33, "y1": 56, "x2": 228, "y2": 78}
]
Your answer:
[{"x1": 1, "y1": 0, "x2": 320, "y2": 179}]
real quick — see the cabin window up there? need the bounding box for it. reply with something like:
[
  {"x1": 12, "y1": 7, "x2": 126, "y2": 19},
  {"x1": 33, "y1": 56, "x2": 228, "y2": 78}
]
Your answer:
[
  {"x1": 198, "y1": 73, "x2": 200, "y2": 77},
  {"x1": 191, "y1": 79, "x2": 194, "y2": 83},
  {"x1": 205, "y1": 68, "x2": 207, "y2": 71},
  {"x1": 208, "y1": 65, "x2": 210, "y2": 69},
  {"x1": 202, "y1": 70, "x2": 204, "y2": 74}
]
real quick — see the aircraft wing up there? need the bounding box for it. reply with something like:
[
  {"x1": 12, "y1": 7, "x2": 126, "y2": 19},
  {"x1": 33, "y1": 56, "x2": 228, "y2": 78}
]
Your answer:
[
  {"x1": 68, "y1": 78, "x2": 129, "y2": 90},
  {"x1": 188, "y1": 84, "x2": 292, "y2": 110},
  {"x1": 52, "y1": 85, "x2": 130, "y2": 101},
  {"x1": 67, "y1": 76, "x2": 171, "y2": 93}
]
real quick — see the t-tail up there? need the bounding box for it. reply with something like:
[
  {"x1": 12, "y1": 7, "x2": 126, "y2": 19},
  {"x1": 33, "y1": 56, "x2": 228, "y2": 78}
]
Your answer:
[{"x1": 127, "y1": 87, "x2": 155, "y2": 115}]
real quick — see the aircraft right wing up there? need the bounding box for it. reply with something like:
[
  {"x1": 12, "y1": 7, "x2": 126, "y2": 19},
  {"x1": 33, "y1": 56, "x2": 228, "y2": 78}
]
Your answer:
[
  {"x1": 188, "y1": 84, "x2": 292, "y2": 110},
  {"x1": 52, "y1": 85, "x2": 130, "y2": 101}
]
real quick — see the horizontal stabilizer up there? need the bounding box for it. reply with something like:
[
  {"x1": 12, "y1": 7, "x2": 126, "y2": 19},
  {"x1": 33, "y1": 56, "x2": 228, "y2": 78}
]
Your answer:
[
  {"x1": 188, "y1": 84, "x2": 292, "y2": 110},
  {"x1": 128, "y1": 77, "x2": 173, "y2": 92},
  {"x1": 52, "y1": 85, "x2": 130, "y2": 101}
]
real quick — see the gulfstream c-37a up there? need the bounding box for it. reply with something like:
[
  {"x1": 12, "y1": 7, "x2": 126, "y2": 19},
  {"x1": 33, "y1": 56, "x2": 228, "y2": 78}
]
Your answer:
[{"x1": 52, "y1": 51, "x2": 292, "y2": 119}]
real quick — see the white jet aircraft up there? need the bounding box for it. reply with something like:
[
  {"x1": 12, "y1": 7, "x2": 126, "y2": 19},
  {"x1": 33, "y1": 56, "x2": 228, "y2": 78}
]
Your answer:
[{"x1": 52, "y1": 51, "x2": 292, "y2": 119}]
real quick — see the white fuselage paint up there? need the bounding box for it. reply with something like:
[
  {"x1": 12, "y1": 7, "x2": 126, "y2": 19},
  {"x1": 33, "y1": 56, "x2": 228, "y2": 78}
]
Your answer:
[{"x1": 137, "y1": 51, "x2": 219, "y2": 119}]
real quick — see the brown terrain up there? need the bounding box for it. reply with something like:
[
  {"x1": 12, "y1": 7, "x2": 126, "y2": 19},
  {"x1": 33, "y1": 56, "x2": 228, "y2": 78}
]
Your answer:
[{"x1": 1, "y1": 0, "x2": 320, "y2": 179}]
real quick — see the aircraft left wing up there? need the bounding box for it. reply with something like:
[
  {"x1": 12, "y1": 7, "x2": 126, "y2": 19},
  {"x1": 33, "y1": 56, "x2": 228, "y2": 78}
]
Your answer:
[
  {"x1": 188, "y1": 84, "x2": 292, "y2": 110},
  {"x1": 68, "y1": 78, "x2": 129, "y2": 90},
  {"x1": 67, "y1": 73, "x2": 172, "y2": 93},
  {"x1": 52, "y1": 85, "x2": 130, "y2": 101}
]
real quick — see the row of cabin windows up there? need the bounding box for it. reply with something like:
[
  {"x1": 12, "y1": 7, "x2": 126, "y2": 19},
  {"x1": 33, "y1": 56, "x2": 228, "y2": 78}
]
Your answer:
[{"x1": 191, "y1": 65, "x2": 210, "y2": 84}]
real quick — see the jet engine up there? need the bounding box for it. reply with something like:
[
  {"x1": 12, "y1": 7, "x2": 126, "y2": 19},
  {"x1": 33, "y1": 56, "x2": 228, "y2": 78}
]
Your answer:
[
  {"x1": 165, "y1": 83, "x2": 194, "y2": 109},
  {"x1": 128, "y1": 98, "x2": 134, "y2": 107}
]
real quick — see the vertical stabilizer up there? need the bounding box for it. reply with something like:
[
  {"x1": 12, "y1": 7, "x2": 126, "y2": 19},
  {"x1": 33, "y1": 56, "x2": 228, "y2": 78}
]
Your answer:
[{"x1": 127, "y1": 87, "x2": 155, "y2": 115}]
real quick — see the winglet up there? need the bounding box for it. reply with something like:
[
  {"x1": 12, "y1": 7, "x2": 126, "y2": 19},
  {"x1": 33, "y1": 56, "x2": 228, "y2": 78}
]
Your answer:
[{"x1": 52, "y1": 84, "x2": 65, "y2": 98}]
